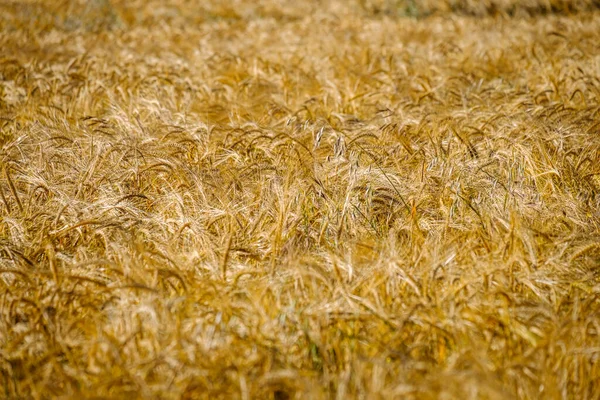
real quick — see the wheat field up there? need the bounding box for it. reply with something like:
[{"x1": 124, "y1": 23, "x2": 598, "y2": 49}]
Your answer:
[{"x1": 1, "y1": 0, "x2": 600, "y2": 399}]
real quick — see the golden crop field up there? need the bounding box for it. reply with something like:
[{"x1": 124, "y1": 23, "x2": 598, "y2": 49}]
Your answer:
[{"x1": 1, "y1": 0, "x2": 600, "y2": 398}]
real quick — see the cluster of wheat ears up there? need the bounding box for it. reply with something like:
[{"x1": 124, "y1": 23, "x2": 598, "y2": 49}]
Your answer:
[{"x1": 1, "y1": 0, "x2": 599, "y2": 398}]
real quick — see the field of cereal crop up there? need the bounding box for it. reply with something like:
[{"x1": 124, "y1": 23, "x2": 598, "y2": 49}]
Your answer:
[{"x1": 1, "y1": 1, "x2": 600, "y2": 398}]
